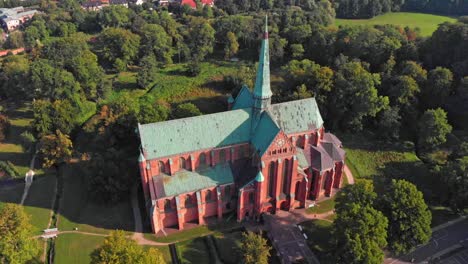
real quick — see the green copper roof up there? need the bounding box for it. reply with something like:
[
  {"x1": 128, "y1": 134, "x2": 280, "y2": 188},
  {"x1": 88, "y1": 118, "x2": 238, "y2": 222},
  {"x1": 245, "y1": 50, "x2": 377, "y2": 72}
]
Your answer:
[
  {"x1": 253, "y1": 16, "x2": 272, "y2": 100},
  {"x1": 227, "y1": 95, "x2": 234, "y2": 103},
  {"x1": 251, "y1": 112, "x2": 280, "y2": 156},
  {"x1": 296, "y1": 148, "x2": 309, "y2": 168},
  {"x1": 153, "y1": 163, "x2": 234, "y2": 198},
  {"x1": 268, "y1": 98, "x2": 324, "y2": 134},
  {"x1": 139, "y1": 108, "x2": 252, "y2": 159},
  {"x1": 255, "y1": 171, "x2": 264, "y2": 182},
  {"x1": 232, "y1": 85, "x2": 254, "y2": 110}
]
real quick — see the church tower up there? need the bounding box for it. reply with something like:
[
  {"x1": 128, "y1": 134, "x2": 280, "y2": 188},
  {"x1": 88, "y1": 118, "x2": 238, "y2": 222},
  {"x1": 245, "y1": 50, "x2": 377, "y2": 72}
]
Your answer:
[{"x1": 252, "y1": 16, "x2": 272, "y2": 132}]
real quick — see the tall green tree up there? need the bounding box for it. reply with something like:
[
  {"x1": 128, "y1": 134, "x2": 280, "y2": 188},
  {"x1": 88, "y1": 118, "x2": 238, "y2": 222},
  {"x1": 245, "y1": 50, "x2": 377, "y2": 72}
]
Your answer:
[
  {"x1": 173, "y1": 103, "x2": 202, "y2": 118},
  {"x1": 137, "y1": 54, "x2": 159, "y2": 89},
  {"x1": 333, "y1": 204, "x2": 388, "y2": 264},
  {"x1": 421, "y1": 67, "x2": 453, "y2": 109},
  {"x1": 239, "y1": 231, "x2": 271, "y2": 264},
  {"x1": 0, "y1": 203, "x2": 40, "y2": 264},
  {"x1": 187, "y1": 18, "x2": 215, "y2": 61},
  {"x1": 39, "y1": 130, "x2": 73, "y2": 168},
  {"x1": 329, "y1": 61, "x2": 389, "y2": 131},
  {"x1": 140, "y1": 24, "x2": 173, "y2": 65},
  {"x1": 95, "y1": 27, "x2": 140, "y2": 71},
  {"x1": 387, "y1": 75, "x2": 420, "y2": 107},
  {"x1": 97, "y1": 5, "x2": 133, "y2": 28},
  {"x1": 379, "y1": 179, "x2": 432, "y2": 254},
  {"x1": 441, "y1": 156, "x2": 468, "y2": 212},
  {"x1": 417, "y1": 108, "x2": 452, "y2": 149},
  {"x1": 335, "y1": 180, "x2": 377, "y2": 212},
  {"x1": 224, "y1": 31, "x2": 239, "y2": 59},
  {"x1": 93, "y1": 230, "x2": 166, "y2": 264}
]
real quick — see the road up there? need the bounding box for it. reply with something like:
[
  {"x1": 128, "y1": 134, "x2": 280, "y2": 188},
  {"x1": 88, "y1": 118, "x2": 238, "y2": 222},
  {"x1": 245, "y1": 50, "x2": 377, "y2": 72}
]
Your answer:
[{"x1": 385, "y1": 218, "x2": 468, "y2": 264}]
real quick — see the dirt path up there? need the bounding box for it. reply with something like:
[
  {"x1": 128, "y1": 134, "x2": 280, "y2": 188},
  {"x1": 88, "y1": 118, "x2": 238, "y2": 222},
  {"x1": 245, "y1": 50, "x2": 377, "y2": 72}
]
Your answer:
[
  {"x1": 130, "y1": 185, "x2": 170, "y2": 246},
  {"x1": 344, "y1": 164, "x2": 355, "y2": 185}
]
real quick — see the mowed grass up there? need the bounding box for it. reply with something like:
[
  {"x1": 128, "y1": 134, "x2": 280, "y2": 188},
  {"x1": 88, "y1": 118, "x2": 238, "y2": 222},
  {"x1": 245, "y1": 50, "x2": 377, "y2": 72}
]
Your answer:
[
  {"x1": 341, "y1": 133, "x2": 424, "y2": 180},
  {"x1": 58, "y1": 163, "x2": 134, "y2": 234},
  {"x1": 336, "y1": 12, "x2": 457, "y2": 36},
  {"x1": 0, "y1": 102, "x2": 34, "y2": 176},
  {"x1": 306, "y1": 196, "x2": 336, "y2": 214},
  {"x1": 300, "y1": 219, "x2": 334, "y2": 261},
  {"x1": 23, "y1": 173, "x2": 57, "y2": 235},
  {"x1": 54, "y1": 233, "x2": 105, "y2": 264},
  {"x1": 177, "y1": 237, "x2": 211, "y2": 264}
]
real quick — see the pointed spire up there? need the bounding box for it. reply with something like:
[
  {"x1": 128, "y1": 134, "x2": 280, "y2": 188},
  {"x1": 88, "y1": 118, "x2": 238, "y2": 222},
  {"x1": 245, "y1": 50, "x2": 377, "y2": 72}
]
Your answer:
[
  {"x1": 255, "y1": 171, "x2": 265, "y2": 182},
  {"x1": 253, "y1": 15, "x2": 272, "y2": 102}
]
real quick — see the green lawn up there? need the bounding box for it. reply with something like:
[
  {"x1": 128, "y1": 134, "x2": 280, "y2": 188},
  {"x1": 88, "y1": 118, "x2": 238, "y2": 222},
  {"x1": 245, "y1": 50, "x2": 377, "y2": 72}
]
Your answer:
[
  {"x1": 23, "y1": 174, "x2": 57, "y2": 235},
  {"x1": 341, "y1": 133, "x2": 426, "y2": 181},
  {"x1": 336, "y1": 12, "x2": 457, "y2": 36},
  {"x1": 213, "y1": 231, "x2": 243, "y2": 264},
  {"x1": 0, "y1": 102, "x2": 35, "y2": 176},
  {"x1": 177, "y1": 237, "x2": 211, "y2": 264},
  {"x1": 300, "y1": 220, "x2": 334, "y2": 261},
  {"x1": 54, "y1": 233, "x2": 105, "y2": 264},
  {"x1": 57, "y1": 163, "x2": 134, "y2": 234},
  {"x1": 306, "y1": 197, "x2": 336, "y2": 215}
]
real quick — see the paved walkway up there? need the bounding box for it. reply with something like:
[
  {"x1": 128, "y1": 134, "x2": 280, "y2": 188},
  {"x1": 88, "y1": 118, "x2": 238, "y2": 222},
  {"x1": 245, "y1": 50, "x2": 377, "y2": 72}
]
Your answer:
[
  {"x1": 20, "y1": 152, "x2": 37, "y2": 205},
  {"x1": 130, "y1": 185, "x2": 170, "y2": 246},
  {"x1": 344, "y1": 165, "x2": 355, "y2": 185}
]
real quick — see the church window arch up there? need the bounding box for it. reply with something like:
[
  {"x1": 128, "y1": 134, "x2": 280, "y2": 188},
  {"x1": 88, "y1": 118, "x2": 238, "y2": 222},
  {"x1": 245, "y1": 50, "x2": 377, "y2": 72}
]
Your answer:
[
  {"x1": 282, "y1": 159, "x2": 290, "y2": 194},
  {"x1": 199, "y1": 153, "x2": 207, "y2": 168},
  {"x1": 219, "y1": 149, "x2": 226, "y2": 163},
  {"x1": 205, "y1": 190, "x2": 212, "y2": 201},
  {"x1": 164, "y1": 199, "x2": 171, "y2": 212},
  {"x1": 185, "y1": 194, "x2": 194, "y2": 208},
  {"x1": 268, "y1": 161, "x2": 275, "y2": 198},
  {"x1": 179, "y1": 157, "x2": 186, "y2": 169},
  {"x1": 224, "y1": 185, "x2": 231, "y2": 200},
  {"x1": 249, "y1": 192, "x2": 254, "y2": 204},
  {"x1": 159, "y1": 161, "x2": 165, "y2": 174}
]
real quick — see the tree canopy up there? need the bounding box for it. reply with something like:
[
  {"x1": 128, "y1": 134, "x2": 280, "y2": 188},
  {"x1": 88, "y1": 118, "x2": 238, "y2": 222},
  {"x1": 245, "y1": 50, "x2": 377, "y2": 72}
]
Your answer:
[{"x1": 239, "y1": 231, "x2": 271, "y2": 264}]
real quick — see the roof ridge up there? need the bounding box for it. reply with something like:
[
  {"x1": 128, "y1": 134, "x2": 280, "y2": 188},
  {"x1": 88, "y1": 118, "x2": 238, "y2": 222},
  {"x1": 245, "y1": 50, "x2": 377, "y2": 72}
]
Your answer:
[{"x1": 139, "y1": 107, "x2": 251, "y2": 128}]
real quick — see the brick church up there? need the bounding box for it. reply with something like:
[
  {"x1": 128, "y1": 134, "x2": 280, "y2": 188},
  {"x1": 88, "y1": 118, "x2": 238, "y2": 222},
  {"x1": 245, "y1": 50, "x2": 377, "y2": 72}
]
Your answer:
[{"x1": 137, "y1": 18, "x2": 345, "y2": 235}]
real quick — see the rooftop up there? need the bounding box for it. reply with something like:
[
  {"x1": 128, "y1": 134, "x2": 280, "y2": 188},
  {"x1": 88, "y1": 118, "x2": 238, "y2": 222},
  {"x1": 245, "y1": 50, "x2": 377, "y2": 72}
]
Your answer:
[{"x1": 153, "y1": 163, "x2": 234, "y2": 198}]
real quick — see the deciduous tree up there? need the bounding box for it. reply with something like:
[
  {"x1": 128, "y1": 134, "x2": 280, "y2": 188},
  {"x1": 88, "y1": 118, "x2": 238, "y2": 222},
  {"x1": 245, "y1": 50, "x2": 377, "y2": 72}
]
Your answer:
[
  {"x1": 224, "y1": 31, "x2": 239, "y2": 59},
  {"x1": 39, "y1": 130, "x2": 73, "y2": 168},
  {"x1": 417, "y1": 108, "x2": 452, "y2": 149},
  {"x1": 95, "y1": 27, "x2": 140, "y2": 71},
  {"x1": 239, "y1": 231, "x2": 271, "y2": 264},
  {"x1": 379, "y1": 179, "x2": 432, "y2": 254},
  {"x1": 0, "y1": 203, "x2": 39, "y2": 264}
]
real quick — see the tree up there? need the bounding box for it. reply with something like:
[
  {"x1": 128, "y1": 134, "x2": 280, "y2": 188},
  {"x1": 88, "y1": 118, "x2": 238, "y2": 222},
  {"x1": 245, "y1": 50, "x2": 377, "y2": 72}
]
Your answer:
[
  {"x1": 39, "y1": 130, "x2": 73, "y2": 168},
  {"x1": 422, "y1": 67, "x2": 453, "y2": 109},
  {"x1": 187, "y1": 18, "x2": 215, "y2": 61},
  {"x1": 4, "y1": 31, "x2": 24, "y2": 49},
  {"x1": 32, "y1": 99, "x2": 53, "y2": 137},
  {"x1": 376, "y1": 106, "x2": 401, "y2": 140},
  {"x1": 379, "y1": 179, "x2": 432, "y2": 254},
  {"x1": 95, "y1": 28, "x2": 141, "y2": 71},
  {"x1": 173, "y1": 103, "x2": 202, "y2": 118},
  {"x1": 329, "y1": 61, "x2": 389, "y2": 131},
  {"x1": 335, "y1": 180, "x2": 377, "y2": 212},
  {"x1": 137, "y1": 54, "x2": 158, "y2": 88},
  {"x1": 224, "y1": 31, "x2": 239, "y2": 59},
  {"x1": 0, "y1": 55, "x2": 30, "y2": 99},
  {"x1": 19, "y1": 131, "x2": 36, "y2": 154},
  {"x1": 140, "y1": 24, "x2": 173, "y2": 65},
  {"x1": 441, "y1": 156, "x2": 468, "y2": 211},
  {"x1": 333, "y1": 204, "x2": 388, "y2": 264},
  {"x1": 387, "y1": 75, "x2": 420, "y2": 107},
  {"x1": 138, "y1": 100, "x2": 169, "y2": 124},
  {"x1": 0, "y1": 203, "x2": 39, "y2": 264},
  {"x1": 239, "y1": 231, "x2": 271, "y2": 264},
  {"x1": 97, "y1": 5, "x2": 133, "y2": 28},
  {"x1": 93, "y1": 230, "x2": 166, "y2": 264},
  {"x1": 417, "y1": 108, "x2": 452, "y2": 149}
]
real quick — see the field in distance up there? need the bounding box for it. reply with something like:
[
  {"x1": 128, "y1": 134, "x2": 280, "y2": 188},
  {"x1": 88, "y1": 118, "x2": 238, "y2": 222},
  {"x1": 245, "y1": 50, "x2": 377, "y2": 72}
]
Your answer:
[{"x1": 335, "y1": 12, "x2": 457, "y2": 36}]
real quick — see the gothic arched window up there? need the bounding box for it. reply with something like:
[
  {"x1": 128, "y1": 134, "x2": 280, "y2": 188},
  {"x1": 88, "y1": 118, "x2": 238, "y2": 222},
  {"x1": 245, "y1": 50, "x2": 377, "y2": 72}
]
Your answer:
[
  {"x1": 205, "y1": 190, "x2": 212, "y2": 201},
  {"x1": 224, "y1": 185, "x2": 231, "y2": 200},
  {"x1": 268, "y1": 161, "x2": 275, "y2": 198},
  {"x1": 159, "y1": 161, "x2": 165, "y2": 174},
  {"x1": 219, "y1": 149, "x2": 226, "y2": 163},
  {"x1": 164, "y1": 199, "x2": 171, "y2": 212},
  {"x1": 282, "y1": 159, "x2": 289, "y2": 194},
  {"x1": 179, "y1": 157, "x2": 186, "y2": 169},
  {"x1": 199, "y1": 153, "x2": 207, "y2": 168}
]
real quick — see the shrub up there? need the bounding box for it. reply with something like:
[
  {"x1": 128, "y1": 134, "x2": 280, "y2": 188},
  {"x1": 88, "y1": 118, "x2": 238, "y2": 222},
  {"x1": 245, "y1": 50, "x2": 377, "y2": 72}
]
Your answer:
[{"x1": 0, "y1": 161, "x2": 20, "y2": 178}]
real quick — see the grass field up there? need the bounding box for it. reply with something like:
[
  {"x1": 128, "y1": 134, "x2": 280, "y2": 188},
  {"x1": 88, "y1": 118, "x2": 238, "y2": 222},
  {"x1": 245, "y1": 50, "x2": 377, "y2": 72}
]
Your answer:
[
  {"x1": 57, "y1": 163, "x2": 134, "y2": 234},
  {"x1": 177, "y1": 237, "x2": 211, "y2": 264},
  {"x1": 0, "y1": 102, "x2": 36, "y2": 176},
  {"x1": 306, "y1": 196, "x2": 336, "y2": 215},
  {"x1": 336, "y1": 12, "x2": 457, "y2": 36},
  {"x1": 300, "y1": 220, "x2": 334, "y2": 262},
  {"x1": 54, "y1": 233, "x2": 105, "y2": 264}
]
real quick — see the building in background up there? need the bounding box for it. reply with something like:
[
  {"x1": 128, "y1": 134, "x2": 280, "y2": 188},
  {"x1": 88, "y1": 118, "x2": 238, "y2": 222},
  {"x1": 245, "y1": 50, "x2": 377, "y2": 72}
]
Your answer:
[
  {"x1": 137, "y1": 17, "x2": 345, "y2": 235},
  {"x1": 0, "y1": 7, "x2": 39, "y2": 32}
]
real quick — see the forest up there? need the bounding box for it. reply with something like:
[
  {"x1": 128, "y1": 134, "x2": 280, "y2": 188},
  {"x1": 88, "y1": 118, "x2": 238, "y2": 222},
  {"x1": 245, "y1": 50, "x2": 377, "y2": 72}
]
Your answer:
[{"x1": 0, "y1": 0, "x2": 467, "y2": 263}]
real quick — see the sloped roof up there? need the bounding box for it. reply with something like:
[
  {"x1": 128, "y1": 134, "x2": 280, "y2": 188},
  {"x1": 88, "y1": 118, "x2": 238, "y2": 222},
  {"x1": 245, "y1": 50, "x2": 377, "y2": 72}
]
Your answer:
[
  {"x1": 232, "y1": 85, "x2": 254, "y2": 110},
  {"x1": 253, "y1": 18, "x2": 272, "y2": 99},
  {"x1": 180, "y1": 0, "x2": 213, "y2": 8},
  {"x1": 251, "y1": 112, "x2": 280, "y2": 156},
  {"x1": 323, "y1": 133, "x2": 342, "y2": 147},
  {"x1": 310, "y1": 145, "x2": 334, "y2": 172},
  {"x1": 139, "y1": 108, "x2": 252, "y2": 160},
  {"x1": 296, "y1": 147, "x2": 309, "y2": 168},
  {"x1": 267, "y1": 98, "x2": 324, "y2": 134},
  {"x1": 153, "y1": 163, "x2": 234, "y2": 198},
  {"x1": 321, "y1": 141, "x2": 345, "y2": 162}
]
